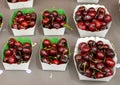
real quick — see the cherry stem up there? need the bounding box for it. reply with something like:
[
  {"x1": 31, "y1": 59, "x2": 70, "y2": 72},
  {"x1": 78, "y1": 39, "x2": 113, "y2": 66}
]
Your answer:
[
  {"x1": 64, "y1": 24, "x2": 73, "y2": 31},
  {"x1": 83, "y1": 62, "x2": 87, "y2": 72}
]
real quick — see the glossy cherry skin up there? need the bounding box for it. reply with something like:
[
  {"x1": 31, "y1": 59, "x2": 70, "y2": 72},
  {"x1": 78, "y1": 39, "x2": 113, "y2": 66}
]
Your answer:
[
  {"x1": 4, "y1": 49, "x2": 13, "y2": 57},
  {"x1": 97, "y1": 51, "x2": 105, "y2": 60},
  {"x1": 43, "y1": 39, "x2": 51, "y2": 47},
  {"x1": 7, "y1": 55, "x2": 17, "y2": 64},
  {"x1": 105, "y1": 58, "x2": 115, "y2": 68},
  {"x1": 40, "y1": 49, "x2": 49, "y2": 57},
  {"x1": 75, "y1": 54, "x2": 82, "y2": 63},
  {"x1": 104, "y1": 14, "x2": 112, "y2": 23},
  {"x1": 43, "y1": 11, "x2": 51, "y2": 18},
  {"x1": 106, "y1": 49, "x2": 115, "y2": 58},
  {"x1": 77, "y1": 22, "x2": 86, "y2": 30},
  {"x1": 95, "y1": 72, "x2": 104, "y2": 78}
]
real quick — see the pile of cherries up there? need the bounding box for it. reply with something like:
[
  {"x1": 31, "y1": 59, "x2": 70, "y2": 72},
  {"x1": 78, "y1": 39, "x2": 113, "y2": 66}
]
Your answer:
[
  {"x1": 75, "y1": 6, "x2": 112, "y2": 32},
  {"x1": 75, "y1": 40, "x2": 115, "y2": 79},
  {"x1": 42, "y1": 10, "x2": 67, "y2": 29},
  {"x1": 40, "y1": 38, "x2": 69, "y2": 65},
  {"x1": 0, "y1": 16, "x2": 2, "y2": 27},
  {"x1": 8, "y1": 0, "x2": 28, "y2": 3},
  {"x1": 12, "y1": 10, "x2": 36, "y2": 30},
  {"x1": 3, "y1": 38, "x2": 32, "y2": 64}
]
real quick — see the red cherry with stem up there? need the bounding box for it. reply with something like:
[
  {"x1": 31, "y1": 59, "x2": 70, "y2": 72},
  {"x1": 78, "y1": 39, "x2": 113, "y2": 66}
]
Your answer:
[
  {"x1": 104, "y1": 14, "x2": 112, "y2": 23},
  {"x1": 18, "y1": 16, "x2": 25, "y2": 23},
  {"x1": 88, "y1": 40, "x2": 96, "y2": 47},
  {"x1": 49, "y1": 48, "x2": 57, "y2": 56},
  {"x1": 97, "y1": 7, "x2": 106, "y2": 14},
  {"x1": 82, "y1": 53, "x2": 90, "y2": 61},
  {"x1": 52, "y1": 22, "x2": 61, "y2": 29},
  {"x1": 8, "y1": 38, "x2": 16, "y2": 48},
  {"x1": 105, "y1": 58, "x2": 115, "y2": 68},
  {"x1": 96, "y1": 62, "x2": 105, "y2": 70},
  {"x1": 81, "y1": 45, "x2": 90, "y2": 53},
  {"x1": 25, "y1": 13, "x2": 31, "y2": 20},
  {"x1": 93, "y1": 19, "x2": 102, "y2": 29},
  {"x1": 106, "y1": 49, "x2": 115, "y2": 58},
  {"x1": 40, "y1": 49, "x2": 49, "y2": 57},
  {"x1": 97, "y1": 13, "x2": 104, "y2": 21},
  {"x1": 97, "y1": 51, "x2": 105, "y2": 60},
  {"x1": 43, "y1": 11, "x2": 51, "y2": 18},
  {"x1": 23, "y1": 54, "x2": 31, "y2": 61},
  {"x1": 12, "y1": 23, "x2": 18, "y2": 29},
  {"x1": 97, "y1": 41, "x2": 103, "y2": 46},
  {"x1": 90, "y1": 62, "x2": 95, "y2": 69},
  {"x1": 77, "y1": 22, "x2": 86, "y2": 30},
  {"x1": 16, "y1": 11, "x2": 23, "y2": 17},
  {"x1": 22, "y1": 48, "x2": 32, "y2": 55},
  {"x1": 78, "y1": 42, "x2": 87, "y2": 50},
  {"x1": 75, "y1": 54, "x2": 82, "y2": 62},
  {"x1": 83, "y1": 14, "x2": 92, "y2": 21},
  {"x1": 85, "y1": 68, "x2": 92, "y2": 77},
  {"x1": 29, "y1": 20, "x2": 35, "y2": 27},
  {"x1": 60, "y1": 54, "x2": 69, "y2": 63},
  {"x1": 88, "y1": 22, "x2": 96, "y2": 31},
  {"x1": 96, "y1": 72, "x2": 104, "y2": 78},
  {"x1": 21, "y1": 21, "x2": 28, "y2": 27},
  {"x1": 51, "y1": 43, "x2": 57, "y2": 49},
  {"x1": 52, "y1": 10, "x2": 58, "y2": 17},
  {"x1": 102, "y1": 67, "x2": 113, "y2": 77},
  {"x1": 43, "y1": 39, "x2": 51, "y2": 47},
  {"x1": 52, "y1": 59, "x2": 59, "y2": 65},
  {"x1": 55, "y1": 16, "x2": 62, "y2": 23},
  {"x1": 4, "y1": 49, "x2": 13, "y2": 57},
  {"x1": 41, "y1": 57, "x2": 50, "y2": 64},
  {"x1": 60, "y1": 21, "x2": 66, "y2": 26},
  {"x1": 8, "y1": 55, "x2": 17, "y2": 64},
  {"x1": 42, "y1": 17, "x2": 50, "y2": 25}
]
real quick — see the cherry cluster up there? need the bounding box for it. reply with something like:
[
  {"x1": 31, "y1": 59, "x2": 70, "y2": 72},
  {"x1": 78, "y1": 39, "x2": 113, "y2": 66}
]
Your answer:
[
  {"x1": 42, "y1": 10, "x2": 66, "y2": 29},
  {"x1": 40, "y1": 38, "x2": 69, "y2": 65},
  {"x1": 4, "y1": 38, "x2": 32, "y2": 64},
  {"x1": 75, "y1": 40, "x2": 115, "y2": 79},
  {"x1": 12, "y1": 10, "x2": 36, "y2": 30},
  {"x1": 75, "y1": 6, "x2": 112, "y2": 32}
]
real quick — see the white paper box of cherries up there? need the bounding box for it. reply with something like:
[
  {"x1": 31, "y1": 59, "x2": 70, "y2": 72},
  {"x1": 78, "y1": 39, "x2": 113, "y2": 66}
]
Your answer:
[
  {"x1": 73, "y1": 37, "x2": 117, "y2": 81},
  {"x1": 73, "y1": 4, "x2": 112, "y2": 37}
]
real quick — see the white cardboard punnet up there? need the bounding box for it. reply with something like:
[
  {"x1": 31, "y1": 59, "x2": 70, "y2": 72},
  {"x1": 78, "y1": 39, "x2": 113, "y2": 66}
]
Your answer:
[
  {"x1": 73, "y1": 4, "x2": 112, "y2": 37},
  {"x1": 40, "y1": 61, "x2": 68, "y2": 71},
  {"x1": 43, "y1": 27, "x2": 65, "y2": 35},
  {"x1": 3, "y1": 60, "x2": 31, "y2": 70},
  {"x1": 39, "y1": 38, "x2": 70, "y2": 71},
  {"x1": 11, "y1": 25, "x2": 36, "y2": 36},
  {"x1": 2, "y1": 38, "x2": 32, "y2": 70},
  {"x1": 73, "y1": 37, "x2": 117, "y2": 81},
  {"x1": 77, "y1": 0, "x2": 99, "y2": 3},
  {"x1": 6, "y1": 0, "x2": 33, "y2": 9}
]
